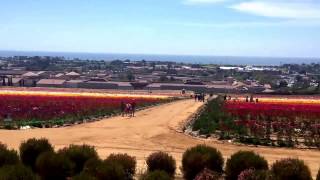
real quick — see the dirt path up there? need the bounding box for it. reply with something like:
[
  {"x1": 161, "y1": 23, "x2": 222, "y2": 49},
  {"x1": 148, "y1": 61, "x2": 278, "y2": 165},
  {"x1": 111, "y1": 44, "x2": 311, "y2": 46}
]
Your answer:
[{"x1": 0, "y1": 99, "x2": 319, "y2": 177}]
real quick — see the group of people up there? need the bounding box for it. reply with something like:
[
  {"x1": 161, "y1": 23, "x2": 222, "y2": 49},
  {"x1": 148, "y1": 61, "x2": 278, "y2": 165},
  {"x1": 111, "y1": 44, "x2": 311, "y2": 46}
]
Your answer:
[
  {"x1": 223, "y1": 94, "x2": 259, "y2": 103},
  {"x1": 120, "y1": 101, "x2": 136, "y2": 117},
  {"x1": 194, "y1": 93, "x2": 206, "y2": 102}
]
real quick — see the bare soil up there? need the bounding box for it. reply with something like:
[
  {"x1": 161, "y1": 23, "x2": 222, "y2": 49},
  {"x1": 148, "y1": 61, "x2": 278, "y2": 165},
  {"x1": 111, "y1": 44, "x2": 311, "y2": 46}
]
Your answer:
[{"x1": 0, "y1": 99, "x2": 319, "y2": 178}]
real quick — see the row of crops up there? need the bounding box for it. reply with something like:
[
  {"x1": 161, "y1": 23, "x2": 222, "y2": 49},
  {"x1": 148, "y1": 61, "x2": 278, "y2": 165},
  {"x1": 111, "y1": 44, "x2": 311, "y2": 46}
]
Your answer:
[
  {"x1": 0, "y1": 90, "x2": 174, "y2": 129},
  {"x1": 192, "y1": 95, "x2": 320, "y2": 148}
]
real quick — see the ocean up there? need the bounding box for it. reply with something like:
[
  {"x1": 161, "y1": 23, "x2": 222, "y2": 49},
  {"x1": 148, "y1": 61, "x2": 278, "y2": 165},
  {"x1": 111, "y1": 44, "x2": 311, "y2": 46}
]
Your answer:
[{"x1": 0, "y1": 50, "x2": 319, "y2": 66}]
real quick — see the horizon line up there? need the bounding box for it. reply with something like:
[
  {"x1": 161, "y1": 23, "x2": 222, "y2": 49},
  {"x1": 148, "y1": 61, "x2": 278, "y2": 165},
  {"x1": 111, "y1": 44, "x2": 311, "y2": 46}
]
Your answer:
[{"x1": 0, "y1": 49, "x2": 319, "y2": 60}]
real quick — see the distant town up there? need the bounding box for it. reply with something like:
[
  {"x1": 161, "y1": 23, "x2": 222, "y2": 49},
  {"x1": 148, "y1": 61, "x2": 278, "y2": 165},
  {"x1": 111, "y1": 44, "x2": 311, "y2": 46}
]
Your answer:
[{"x1": 1, "y1": 55, "x2": 320, "y2": 94}]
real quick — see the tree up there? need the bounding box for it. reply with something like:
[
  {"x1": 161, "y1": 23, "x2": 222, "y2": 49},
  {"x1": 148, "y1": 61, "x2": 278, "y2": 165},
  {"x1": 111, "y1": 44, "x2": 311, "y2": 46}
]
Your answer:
[
  {"x1": 271, "y1": 158, "x2": 312, "y2": 180},
  {"x1": 106, "y1": 153, "x2": 136, "y2": 179},
  {"x1": 36, "y1": 151, "x2": 73, "y2": 180},
  {"x1": 19, "y1": 138, "x2": 54, "y2": 170},
  {"x1": 127, "y1": 72, "x2": 135, "y2": 82},
  {"x1": 58, "y1": 144, "x2": 98, "y2": 175},
  {"x1": 0, "y1": 143, "x2": 19, "y2": 167},
  {"x1": 146, "y1": 151, "x2": 176, "y2": 177},
  {"x1": 225, "y1": 151, "x2": 268, "y2": 180},
  {"x1": 182, "y1": 145, "x2": 224, "y2": 180},
  {"x1": 0, "y1": 164, "x2": 36, "y2": 180}
]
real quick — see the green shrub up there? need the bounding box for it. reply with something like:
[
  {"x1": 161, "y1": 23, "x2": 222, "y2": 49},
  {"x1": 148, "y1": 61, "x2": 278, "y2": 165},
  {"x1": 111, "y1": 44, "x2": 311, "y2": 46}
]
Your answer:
[
  {"x1": 182, "y1": 144, "x2": 224, "y2": 180},
  {"x1": 194, "y1": 168, "x2": 222, "y2": 180},
  {"x1": 19, "y1": 138, "x2": 54, "y2": 170},
  {"x1": 58, "y1": 144, "x2": 98, "y2": 175},
  {"x1": 140, "y1": 170, "x2": 171, "y2": 180},
  {"x1": 317, "y1": 168, "x2": 320, "y2": 180},
  {"x1": 73, "y1": 172, "x2": 97, "y2": 180},
  {"x1": 225, "y1": 151, "x2": 268, "y2": 180},
  {"x1": 0, "y1": 164, "x2": 36, "y2": 180},
  {"x1": 0, "y1": 143, "x2": 19, "y2": 167},
  {"x1": 106, "y1": 153, "x2": 136, "y2": 179},
  {"x1": 146, "y1": 151, "x2": 176, "y2": 177},
  {"x1": 36, "y1": 151, "x2": 73, "y2": 180},
  {"x1": 96, "y1": 161, "x2": 126, "y2": 180},
  {"x1": 83, "y1": 157, "x2": 104, "y2": 176},
  {"x1": 271, "y1": 158, "x2": 312, "y2": 180}
]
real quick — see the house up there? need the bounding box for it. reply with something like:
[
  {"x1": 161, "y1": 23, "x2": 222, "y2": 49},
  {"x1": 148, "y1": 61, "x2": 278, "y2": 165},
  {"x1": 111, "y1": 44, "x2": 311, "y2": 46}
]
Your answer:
[
  {"x1": 65, "y1": 72, "x2": 80, "y2": 80},
  {"x1": 12, "y1": 78, "x2": 23, "y2": 86},
  {"x1": 22, "y1": 72, "x2": 39, "y2": 87},
  {"x1": 113, "y1": 82, "x2": 134, "y2": 90},
  {"x1": 145, "y1": 83, "x2": 207, "y2": 92},
  {"x1": 55, "y1": 73, "x2": 65, "y2": 79},
  {"x1": 0, "y1": 77, "x2": 23, "y2": 86},
  {"x1": 37, "y1": 79, "x2": 66, "y2": 88},
  {"x1": 207, "y1": 84, "x2": 239, "y2": 93},
  {"x1": 36, "y1": 71, "x2": 51, "y2": 79},
  {"x1": 78, "y1": 81, "x2": 118, "y2": 89},
  {"x1": 64, "y1": 80, "x2": 85, "y2": 88}
]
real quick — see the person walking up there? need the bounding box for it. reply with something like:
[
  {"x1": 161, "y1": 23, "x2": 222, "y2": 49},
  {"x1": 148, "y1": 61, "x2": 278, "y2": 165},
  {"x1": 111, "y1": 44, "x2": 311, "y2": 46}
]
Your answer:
[
  {"x1": 120, "y1": 101, "x2": 126, "y2": 117},
  {"x1": 131, "y1": 101, "x2": 136, "y2": 117}
]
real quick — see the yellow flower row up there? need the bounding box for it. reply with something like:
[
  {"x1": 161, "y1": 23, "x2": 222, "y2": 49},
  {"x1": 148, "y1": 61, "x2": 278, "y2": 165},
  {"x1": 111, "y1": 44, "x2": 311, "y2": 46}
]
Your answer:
[
  {"x1": 236, "y1": 97, "x2": 320, "y2": 105},
  {"x1": 0, "y1": 90, "x2": 170, "y2": 99}
]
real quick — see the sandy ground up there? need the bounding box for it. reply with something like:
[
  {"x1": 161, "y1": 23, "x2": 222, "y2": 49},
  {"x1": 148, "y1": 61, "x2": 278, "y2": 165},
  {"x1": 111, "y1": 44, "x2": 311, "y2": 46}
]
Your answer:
[{"x1": 0, "y1": 99, "x2": 319, "y2": 178}]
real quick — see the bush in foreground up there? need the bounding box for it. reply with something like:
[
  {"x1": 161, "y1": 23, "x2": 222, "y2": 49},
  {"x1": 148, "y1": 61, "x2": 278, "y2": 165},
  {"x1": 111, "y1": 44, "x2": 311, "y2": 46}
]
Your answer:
[
  {"x1": 0, "y1": 164, "x2": 36, "y2": 180},
  {"x1": 271, "y1": 158, "x2": 312, "y2": 180},
  {"x1": 140, "y1": 170, "x2": 171, "y2": 180},
  {"x1": 225, "y1": 151, "x2": 268, "y2": 180},
  {"x1": 73, "y1": 172, "x2": 97, "y2": 180},
  {"x1": 106, "y1": 153, "x2": 136, "y2": 179},
  {"x1": 146, "y1": 151, "x2": 176, "y2": 177},
  {"x1": 0, "y1": 143, "x2": 19, "y2": 167},
  {"x1": 58, "y1": 144, "x2": 98, "y2": 175},
  {"x1": 96, "y1": 161, "x2": 126, "y2": 180},
  {"x1": 19, "y1": 138, "x2": 54, "y2": 170},
  {"x1": 36, "y1": 151, "x2": 73, "y2": 180},
  {"x1": 83, "y1": 157, "x2": 104, "y2": 176},
  {"x1": 182, "y1": 145, "x2": 224, "y2": 180}
]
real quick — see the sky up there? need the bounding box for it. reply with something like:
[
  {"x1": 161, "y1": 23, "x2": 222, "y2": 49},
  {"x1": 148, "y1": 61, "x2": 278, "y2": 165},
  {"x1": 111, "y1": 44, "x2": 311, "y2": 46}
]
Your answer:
[{"x1": 0, "y1": 0, "x2": 320, "y2": 57}]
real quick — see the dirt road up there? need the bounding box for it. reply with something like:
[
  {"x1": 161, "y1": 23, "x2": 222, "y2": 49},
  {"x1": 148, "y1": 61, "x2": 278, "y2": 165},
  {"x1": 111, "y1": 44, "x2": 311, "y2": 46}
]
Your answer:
[{"x1": 0, "y1": 99, "x2": 319, "y2": 177}]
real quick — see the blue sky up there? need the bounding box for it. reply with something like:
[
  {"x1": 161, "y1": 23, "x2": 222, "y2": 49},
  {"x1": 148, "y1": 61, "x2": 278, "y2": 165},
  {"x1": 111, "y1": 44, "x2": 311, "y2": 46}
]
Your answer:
[{"x1": 0, "y1": 0, "x2": 320, "y2": 57}]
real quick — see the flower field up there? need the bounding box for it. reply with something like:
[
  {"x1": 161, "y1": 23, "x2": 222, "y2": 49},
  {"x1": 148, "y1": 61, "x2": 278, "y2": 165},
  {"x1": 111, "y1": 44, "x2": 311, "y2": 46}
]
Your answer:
[
  {"x1": 191, "y1": 96, "x2": 320, "y2": 148},
  {"x1": 0, "y1": 90, "x2": 173, "y2": 128},
  {"x1": 224, "y1": 96, "x2": 320, "y2": 148}
]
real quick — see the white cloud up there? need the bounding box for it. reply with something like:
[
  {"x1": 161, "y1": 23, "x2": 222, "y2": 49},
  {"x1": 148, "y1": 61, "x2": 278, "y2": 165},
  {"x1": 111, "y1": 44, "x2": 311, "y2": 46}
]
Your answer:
[
  {"x1": 230, "y1": 1, "x2": 320, "y2": 19},
  {"x1": 167, "y1": 20, "x2": 320, "y2": 28},
  {"x1": 183, "y1": 0, "x2": 228, "y2": 5}
]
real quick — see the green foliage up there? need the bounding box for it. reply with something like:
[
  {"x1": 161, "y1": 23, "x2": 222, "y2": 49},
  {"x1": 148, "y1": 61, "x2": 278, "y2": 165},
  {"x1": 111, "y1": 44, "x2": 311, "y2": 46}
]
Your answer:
[
  {"x1": 182, "y1": 144, "x2": 224, "y2": 180},
  {"x1": 36, "y1": 151, "x2": 73, "y2": 180},
  {"x1": 225, "y1": 151, "x2": 268, "y2": 180},
  {"x1": 73, "y1": 172, "x2": 97, "y2": 180},
  {"x1": 0, "y1": 164, "x2": 36, "y2": 180},
  {"x1": 193, "y1": 96, "x2": 234, "y2": 135},
  {"x1": 271, "y1": 158, "x2": 312, "y2": 180},
  {"x1": 95, "y1": 161, "x2": 126, "y2": 180},
  {"x1": 58, "y1": 144, "x2": 98, "y2": 175},
  {"x1": 106, "y1": 153, "x2": 136, "y2": 179},
  {"x1": 146, "y1": 151, "x2": 176, "y2": 177},
  {"x1": 140, "y1": 170, "x2": 172, "y2": 180},
  {"x1": 0, "y1": 143, "x2": 19, "y2": 167},
  {"x1": 83, "y1": 157, "x2": 104, "y2": 176},
  {"x1": 19, "y1": 138, "x2": 54, "y2": 170}
]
